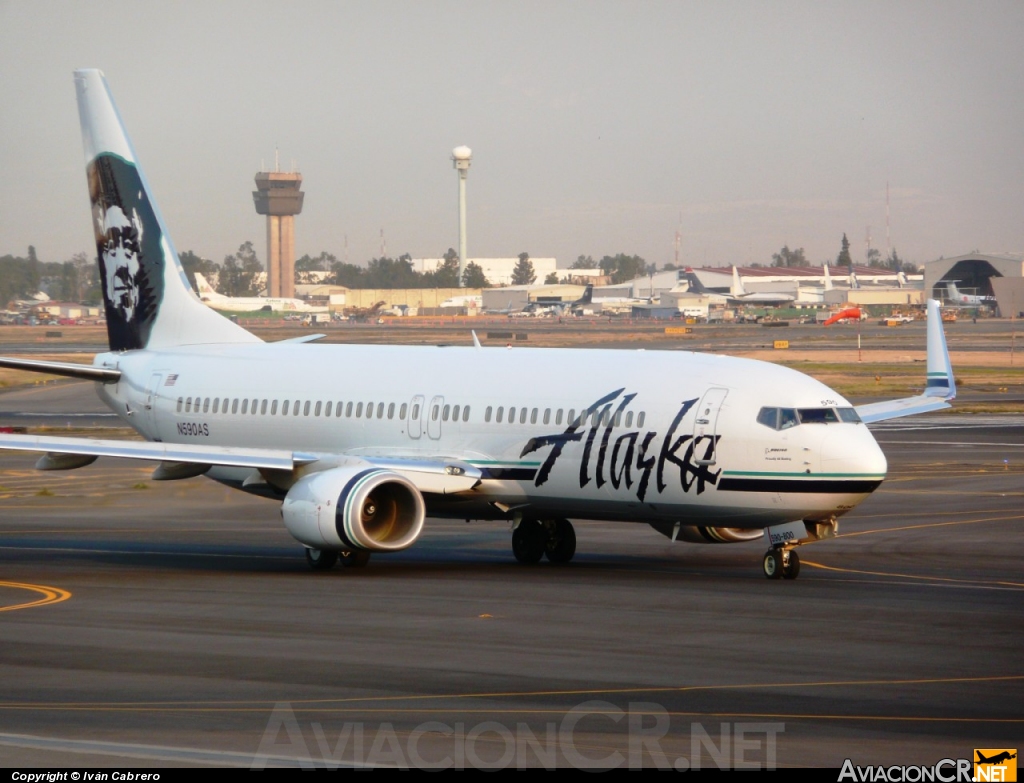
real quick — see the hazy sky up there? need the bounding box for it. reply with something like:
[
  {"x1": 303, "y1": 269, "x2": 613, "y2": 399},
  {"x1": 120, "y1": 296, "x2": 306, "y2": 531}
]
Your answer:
[{"x1": 2, "y1": 1, "x2": 1023, "y2": 270}]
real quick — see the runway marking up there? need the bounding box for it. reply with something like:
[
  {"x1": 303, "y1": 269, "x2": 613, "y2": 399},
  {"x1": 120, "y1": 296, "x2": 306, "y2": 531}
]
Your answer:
[
  {"x1": 837, "y1": 511, "x2": 1024, "y2": 538},
  {"x1": 0, "y1": 544, "x2": 295, "y2": 561},
  {"x1": 0, "y1": 581, "x2": 72, "y2": 613},
  {"x1": 0, "y1": 674, "x2": 1019, "y2": 712},
  {"x1": 801, "y1": 560, "x2": 1024, "y2": 590}
]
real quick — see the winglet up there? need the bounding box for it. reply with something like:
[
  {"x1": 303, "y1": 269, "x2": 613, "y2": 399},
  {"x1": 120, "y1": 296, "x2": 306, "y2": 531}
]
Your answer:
[
  {"x1": 924, "y1": 298, "x2": 955, "y2": 399},
  {"x1": 855, "y1": 298, "x2": 955, "y2": 423},
  {"x1": 471, "y1": 330, "x2": 482, "y2": 349}
]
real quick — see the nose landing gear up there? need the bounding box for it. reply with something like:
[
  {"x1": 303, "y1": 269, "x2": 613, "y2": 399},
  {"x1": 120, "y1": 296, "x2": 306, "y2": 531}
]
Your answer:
[{"x1": 762, "y1": 548, "x2": 800, "y2": 580}]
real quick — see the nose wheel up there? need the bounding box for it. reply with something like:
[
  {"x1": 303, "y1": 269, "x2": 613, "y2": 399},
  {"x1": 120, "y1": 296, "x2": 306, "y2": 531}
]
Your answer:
[{"x1": 763, "y1": 548, "x2": 800, "y2": 580}]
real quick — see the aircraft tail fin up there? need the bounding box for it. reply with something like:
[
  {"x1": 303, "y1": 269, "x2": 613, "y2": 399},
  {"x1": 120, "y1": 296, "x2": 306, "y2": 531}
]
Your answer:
[
  {"x1": 731, "y1": 266, "x2": 746, "y2": 296},
  {"x1": 823, "y1": 262, "x2": 833, "y2": 291},
  {"x1": 855, "y1": 299, "x2": 955, "y2": 423},
  {"x1": 74, "y1": 69, "x2": 260, "y2": 352},
  {"x1": 193, "y1": 272, "x2": 226, "y2": 300},
  {"x1": 683, "y1": 267, "x2": 710, "y2": 295},
  {"x1": 577, "y1": 284, "x2": 593, "y2": 306}
]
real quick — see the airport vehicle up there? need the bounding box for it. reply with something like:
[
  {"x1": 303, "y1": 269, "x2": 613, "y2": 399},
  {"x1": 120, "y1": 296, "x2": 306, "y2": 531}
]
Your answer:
[
  {"x1": 193, "y1": 272, "x2": 322, "y2": 314},
  {"x1": 944, "y1": 281, "x2": 996, "y2": 308},
  {"x1": 0, "y1": 70, "x2": 957, "y2": 579}
]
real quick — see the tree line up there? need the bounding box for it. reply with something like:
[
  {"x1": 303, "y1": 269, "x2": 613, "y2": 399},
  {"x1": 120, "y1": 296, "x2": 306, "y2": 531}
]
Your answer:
[{"x1": 3, "y1": 234, "x2": 920, "y2": 307}]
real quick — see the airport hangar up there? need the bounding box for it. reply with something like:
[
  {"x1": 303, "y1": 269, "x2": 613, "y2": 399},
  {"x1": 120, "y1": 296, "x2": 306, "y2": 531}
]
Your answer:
[{"x1": 921, "y1": 253, "x2": 1024, "y2": 314}]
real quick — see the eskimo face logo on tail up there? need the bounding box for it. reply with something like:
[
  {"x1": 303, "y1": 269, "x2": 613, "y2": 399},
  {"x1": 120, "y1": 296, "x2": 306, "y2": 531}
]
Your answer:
[{"x1": 88, "y1": 154, "x2": 163, "y2": 351}]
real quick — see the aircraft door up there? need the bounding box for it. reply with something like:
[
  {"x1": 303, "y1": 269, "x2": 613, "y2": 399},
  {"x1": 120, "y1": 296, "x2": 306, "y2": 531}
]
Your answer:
[
  {"x1": 408, "y1": 395, "x2": 424, "y2": 439},
  {"x1": 427, "y1": 395, "x2": 444, "y2": 440},
  {"x1": 144, "y1": 372, "x2": 164, "y2": 438},
  {"x1": 693, "y1": 387, "x2": 728, "y2": 466}
]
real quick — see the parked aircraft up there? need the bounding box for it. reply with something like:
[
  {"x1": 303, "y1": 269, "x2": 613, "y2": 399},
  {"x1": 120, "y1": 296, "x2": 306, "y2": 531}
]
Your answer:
[
  {"x1": 194, "y1": 273, "x2": 322, "y2": 313},
  {"x1": 945, "y1": 281, "x2": 996, "y2": 307},
  {"x1": 0, "y1": 70, "x2": 957, "y2": 580},
  {"x1": 729, "y1": 266, "x2": 796, "y2": 305}
]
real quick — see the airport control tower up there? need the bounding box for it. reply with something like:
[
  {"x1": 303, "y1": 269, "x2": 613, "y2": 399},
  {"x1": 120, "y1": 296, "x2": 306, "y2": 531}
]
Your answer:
[{"x1": 252, "y1": 167, "x2": 304, "y2": 298}]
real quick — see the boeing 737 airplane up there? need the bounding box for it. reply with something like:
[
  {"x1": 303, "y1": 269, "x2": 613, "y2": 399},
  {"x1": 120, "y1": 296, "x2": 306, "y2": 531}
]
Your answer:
[{"x1": 0, "y1": 71, "x2": 957, "y2": 579}]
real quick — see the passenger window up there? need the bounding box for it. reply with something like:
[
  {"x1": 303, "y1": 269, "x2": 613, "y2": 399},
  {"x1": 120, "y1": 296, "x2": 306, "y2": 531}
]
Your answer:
[
  {"x1": 530, "y1": 408, "x2": 538, "y2": 424},
  {"x1": 463, "y1": 406, "x2": 470, "y2": 422},
  {"x1": 601, "y1": 410, "x2": 610, "y2": 427},
  {"x1": 294, "y1": 401, "x2": 301, "y2": 416},
  {"x1": 556, "y1": 409, "x2": 563, "y2": 425},
  {"x1": 241, "y1": 399, "x2": 248, "y2": 414},
  {"x1": 212, "y1": 398, "x2": 220, "y2": 414},
  {"x1": 567, "y1": 409, "x2": 574, "y2": 426},
  {"x1": 252, "y1": 399, "x2": 258, "y2": 415},
  {"x1": 356, "y1": 402, "x2": 363, "y2": 417},
  {"x1": 508, "y1": 406, "x2": 516, "y2": 423},
  {"x1": 185, "y1": 397, "x2": 192, "y2": 413},
  {"x1": 431, "y1": 405, "x2": 439, "y2": 421},
  {"x1": 388, "y1": 403, "x2": 395, "y2": 419},
  {"x1": 323, "y1": 402, "x2": 330, "y2": 417},
  {"x1": 520, "y1": 408, "x2": 528, "y2": 424},
  {"x1": 613, "y1": 410, "x2": 621, "y2": 427},
  {"x1": 336, "y1": 402, "x2": 343, "y2": 417},
  {"x1": 543, "y1": 408, "x2": 550, "y2": 425},
  {"x1": 302, "y1": 401, "x2": 309, "y2": 416},
  {"x1": 177, "y1": 397, "x2": 183, "y2": 413},
  {"x1": 271, "y1": 400, "x2": 278, "y2": 415},
  {"x1": 261, "y1": 400, "x2": 268, "y2": 415},
  {"x1": 411, "y1": 403, "x2": 419, "y2": 419},
  {"x1": 400, "y1": 403, "x2": 408, "y2": 419},
  {"x1": 625, "y1": 411, "x2": 633, "y2": 428},
  {"x1": 637, "y1": 412, "x2": 646, "y2": 428},
  {"x1": 442, "y1": 405, "x2": 450, "y2": 422},
  {"x1": 232, "y1": 399, "x2": 239, "y2": 414},
  {"x1": 202, "y1": 398, "x2": 209, "y2": 413},
  {"x1": 346, "y1": 402, "x2": 353, "y2": 417},
  {"x1": 485, "y1": 406, "x2": 492, "y2": 423},
  {"x1": 452, "y1": 404, "x2": 460, "y2": 421},
  {"x1": 377, "y1": 402, "x2": 384, "y2": 418},
  {"x1": 283, "y1": 400, "x2": 290, "y2": 415},
  {"x1": 496, "y1": 406, "x2": 504, "y2": 423},
  {"x1": 779, "y1": 409, "x2": 799, "y2": 430}
]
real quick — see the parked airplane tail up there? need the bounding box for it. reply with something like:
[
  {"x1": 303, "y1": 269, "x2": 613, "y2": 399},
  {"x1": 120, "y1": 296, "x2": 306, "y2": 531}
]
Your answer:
[
  {"x1": 682, "y1": 268, "x2": 710, "y2": 295},
  {"x1": 731, "y1": 266, "x2": 746, "y2": 296},
  {"x1": 74, "y1": 69, "x2": 259, "y2": 352},
  {"x1": 193, "y1": 272, "x2": 226, "y2": 301},
  {"x1": 823, "y1": 262, "x2": 833, "y2": 291},
  {"x1": 577, "y1": 284, "x2": 593, "y2": 306}
]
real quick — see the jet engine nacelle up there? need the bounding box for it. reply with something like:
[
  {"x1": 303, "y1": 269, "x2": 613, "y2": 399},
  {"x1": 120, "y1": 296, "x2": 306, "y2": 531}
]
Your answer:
[
  {"x1": 649, "y1": 522, "x2": 764, "y2": 544},
  {"x1": 282, "y1": 465, "x2": 426, "y2": 552}
]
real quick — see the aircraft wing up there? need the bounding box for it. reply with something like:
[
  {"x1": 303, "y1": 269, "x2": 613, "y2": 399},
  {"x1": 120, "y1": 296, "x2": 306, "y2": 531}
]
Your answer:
[
  {"x1": 855, "y1": 299, "x2": 956, "y2": 424},
  {"x1": 0, "y1": 356, "x2": 121, "y2": 383},
  {"x1": 0, "y1": 433, "x2": 482, "y2": 494}
]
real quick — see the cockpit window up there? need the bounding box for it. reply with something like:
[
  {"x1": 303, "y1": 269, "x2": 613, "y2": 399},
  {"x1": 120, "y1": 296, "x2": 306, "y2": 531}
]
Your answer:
[
  {"x1": 757, "y1": 406, "x2": 859, "y2": 430},
  {"x1": 798, "y1": 408, "x2": 839, "y2": 424}
]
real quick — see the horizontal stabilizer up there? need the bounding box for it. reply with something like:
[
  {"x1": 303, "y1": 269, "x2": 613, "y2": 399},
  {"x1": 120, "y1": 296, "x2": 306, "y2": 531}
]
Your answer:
[{"x1": 0, "y1": 356, "x2": 121, "y2": 383}]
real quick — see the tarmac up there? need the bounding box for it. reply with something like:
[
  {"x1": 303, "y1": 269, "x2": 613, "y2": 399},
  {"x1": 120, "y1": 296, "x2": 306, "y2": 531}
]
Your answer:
[{"x1": 0, "y1": 377, "x2": 1021, "y2": 768}]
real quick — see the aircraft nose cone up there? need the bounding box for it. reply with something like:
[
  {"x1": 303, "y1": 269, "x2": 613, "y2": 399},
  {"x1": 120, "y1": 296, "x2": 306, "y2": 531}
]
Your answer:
[{"x1": 822, "y1": 425, "x2": 888, "y2": 479}]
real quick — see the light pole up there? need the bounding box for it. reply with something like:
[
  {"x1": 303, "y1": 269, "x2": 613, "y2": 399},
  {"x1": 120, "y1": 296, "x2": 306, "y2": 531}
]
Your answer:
[{"x1": 452, "y1": 146, "x2": 472, "y2": 287}]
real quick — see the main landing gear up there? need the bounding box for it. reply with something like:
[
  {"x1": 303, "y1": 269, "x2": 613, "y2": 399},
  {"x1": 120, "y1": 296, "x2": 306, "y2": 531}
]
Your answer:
[
  {"x1": 762, "y1": 547, "x2": 800, "y2": 580},
  {"x1": 512, "y1": 519, "x2": 576, "y2": 564},
  {"x1": 305, "y1": 547, "x2": 371, "y2": 571}
]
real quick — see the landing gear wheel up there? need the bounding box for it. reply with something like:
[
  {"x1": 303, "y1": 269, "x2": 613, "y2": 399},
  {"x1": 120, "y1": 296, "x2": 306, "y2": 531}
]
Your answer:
[
  {"x1": 762, "y1": 549, "x2": 784, "y2": 580},
  {"x1": 306, "y1": 547, "x2": 339, "y2": 571},
  {"x1": 340, "y1": 549, "x2": 371, "y2": 568},
  {"x1": 512, "y1": 520, "x2": 546, "y2": 564},
  {"x1": 782, "y1": 549, "x2": 800, "y2": 580},
  {"x1": 544, "y1": 519, "x2": 577, "y2": 563}
]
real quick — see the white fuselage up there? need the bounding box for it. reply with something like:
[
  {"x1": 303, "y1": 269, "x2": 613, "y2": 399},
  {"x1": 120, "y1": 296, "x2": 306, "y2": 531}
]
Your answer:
[{"x1": 96, "y1": 344, "x2": 887, "y2": 528}]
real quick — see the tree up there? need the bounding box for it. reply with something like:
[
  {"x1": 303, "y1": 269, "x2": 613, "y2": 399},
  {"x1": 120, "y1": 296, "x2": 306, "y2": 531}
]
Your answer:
[
  {"x1": 599, "y1": 253, "x2": 647, "y2": 284},
  {"x1": 462, "y1": 261, "x2": 490, "y2": 288},
  {"x1": 178, "y1": 250, "x2": 220, "y2": 293},
  {"x1": 512, "y1": 252, "x2": 536, "y2": 285},
  {"x1": 886, "y1": 248, "x2": 916, "y2": 273},
  {"x1": 425, "y1": 255, "x2": 460, "y2": 288},
  {"x1": 865, "y1": 247, "x2": 882, "y2": 268},
  {"x1": 571, "y1": 254, "x2": 597, "y2": 269},
  {"x1": 544, "y1": 272, "x2": 559, "y2": 284},
  {"x1": 835, "y1": 234, "x2": 852, "y2": 269},
  {"x1": 771, "y1": 246, "x2": 808, "y2": 267},
  {"x1": 219, "y1": 241, "x2": 263, "y2": 296}
]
